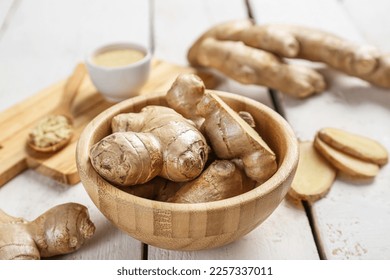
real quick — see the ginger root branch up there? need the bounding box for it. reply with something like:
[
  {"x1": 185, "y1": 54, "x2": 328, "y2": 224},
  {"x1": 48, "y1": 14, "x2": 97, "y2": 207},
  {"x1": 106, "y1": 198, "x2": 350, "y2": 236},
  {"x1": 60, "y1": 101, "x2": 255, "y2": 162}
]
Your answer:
[
  {"x1": 193, "y1": 37, "x2": 325, "y2": 98},
  {"x1": 0, "y1": 203, "x2": 95, "y2": 260}
]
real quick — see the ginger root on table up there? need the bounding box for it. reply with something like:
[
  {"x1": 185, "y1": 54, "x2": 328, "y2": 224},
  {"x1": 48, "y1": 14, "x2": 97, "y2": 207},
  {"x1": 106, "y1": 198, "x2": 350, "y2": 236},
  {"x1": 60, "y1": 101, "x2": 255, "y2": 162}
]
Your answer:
[
  {"x1": 188, "y1": 20, "x2": 326, "y2": 98},
  {"x1": 90, "y1": 106, "x2": 209, "y2": 186},
  {"x1": 189, "y1": 19, "x2": 390, "y2": 90},
  {"x1": 0, "y1": 203, "x2": 95, "y2": 260}
]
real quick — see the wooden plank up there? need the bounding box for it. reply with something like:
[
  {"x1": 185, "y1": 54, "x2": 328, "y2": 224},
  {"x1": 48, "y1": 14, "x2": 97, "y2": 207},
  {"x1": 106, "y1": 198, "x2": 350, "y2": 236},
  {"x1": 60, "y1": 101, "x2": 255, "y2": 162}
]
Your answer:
[
  {"x1": 0, "y1": 0, "x2": 151, "y2": 260},
  {"x1": 150, "y1": 0, "x2": 319, "y2": 259},
  {"x1": 250, "y1": 0, "x2": 390, "y2": 259},
  {"x1": 342, "y1": 0, "x2": 390, "y2": 52}
]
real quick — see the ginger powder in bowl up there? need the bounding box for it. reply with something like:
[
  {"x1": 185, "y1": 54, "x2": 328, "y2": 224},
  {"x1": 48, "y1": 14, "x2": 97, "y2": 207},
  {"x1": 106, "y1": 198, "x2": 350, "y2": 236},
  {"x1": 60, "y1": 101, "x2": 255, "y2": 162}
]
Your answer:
[
  {"x1": 93, "y1": 49, "x2": 145, "y2": 68},
  {"x1": 86, "y1": 42, "x2": 152, "y2": 102}
]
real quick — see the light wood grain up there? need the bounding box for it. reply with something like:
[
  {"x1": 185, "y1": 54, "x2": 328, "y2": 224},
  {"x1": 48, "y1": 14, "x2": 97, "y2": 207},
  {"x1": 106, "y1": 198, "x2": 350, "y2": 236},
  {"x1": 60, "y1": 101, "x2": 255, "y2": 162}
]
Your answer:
[{"x1": 251, "y1": 0, "x2": 390, "y2": 259}]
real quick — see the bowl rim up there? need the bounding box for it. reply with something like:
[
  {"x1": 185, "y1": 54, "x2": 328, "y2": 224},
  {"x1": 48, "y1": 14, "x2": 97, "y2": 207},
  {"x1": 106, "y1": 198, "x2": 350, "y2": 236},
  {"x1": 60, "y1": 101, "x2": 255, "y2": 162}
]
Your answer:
[{"x1": 77, "y1": 90, "x2": 298, "y2": 212}]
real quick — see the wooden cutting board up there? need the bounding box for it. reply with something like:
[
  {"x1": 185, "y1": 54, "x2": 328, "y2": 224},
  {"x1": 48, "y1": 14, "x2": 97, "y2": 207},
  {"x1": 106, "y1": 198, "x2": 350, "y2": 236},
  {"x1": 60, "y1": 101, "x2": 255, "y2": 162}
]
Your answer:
[{"x1": 0, "y1": 59, "x2": 217, "y2": 186}]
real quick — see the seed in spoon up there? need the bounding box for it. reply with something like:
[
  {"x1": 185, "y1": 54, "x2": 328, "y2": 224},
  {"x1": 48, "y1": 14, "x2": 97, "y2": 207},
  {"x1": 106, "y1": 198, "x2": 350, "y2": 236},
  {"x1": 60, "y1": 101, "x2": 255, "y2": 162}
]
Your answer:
[{"x1": 29, "y1": 115, "x2": 73, "y2": 150}]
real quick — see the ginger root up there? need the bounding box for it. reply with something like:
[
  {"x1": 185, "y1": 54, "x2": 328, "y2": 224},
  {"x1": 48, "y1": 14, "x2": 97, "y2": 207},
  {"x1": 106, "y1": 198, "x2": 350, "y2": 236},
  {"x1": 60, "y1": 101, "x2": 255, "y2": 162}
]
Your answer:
[
  {"x1": 167, "y1": 73, "x2": 258, "y2": 129},
  {"x1": 90, "y1": 132, "x2": 163, "y2": 186},
  {"x1": 119, "y1": 160, "x2": 256, "y2": 203},
  {"x1": 188, "y1": 20, "x2": 326, "y2": 98},
  {"x1": 0, "y1": 203, "x2": 95, "y2": 260},
  {"x1": 190, "y1": 37, "x2": 325, "y2": 98},
  {"x1": 189, "y1": 19, "x2": 390, "y2": 89},
  {"x1": 166, "y1": 73, "x2": 205, "y2": 129},
  {"x1": 90, "y1": 106, "x2": 209, "y2": 186},
  {"x1": 168, "y1": 160, "x2": 256, "y2": 203},
  {"x1": 197, "y1": 92, "x2": 277, "y2": 183}
]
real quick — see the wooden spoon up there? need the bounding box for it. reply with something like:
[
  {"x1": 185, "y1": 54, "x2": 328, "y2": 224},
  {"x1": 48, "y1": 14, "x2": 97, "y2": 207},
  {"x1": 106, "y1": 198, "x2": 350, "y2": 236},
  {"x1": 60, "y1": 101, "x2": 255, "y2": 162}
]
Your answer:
[{"x1": 27, "y1": 63, "x2": 87, "y2": 153}]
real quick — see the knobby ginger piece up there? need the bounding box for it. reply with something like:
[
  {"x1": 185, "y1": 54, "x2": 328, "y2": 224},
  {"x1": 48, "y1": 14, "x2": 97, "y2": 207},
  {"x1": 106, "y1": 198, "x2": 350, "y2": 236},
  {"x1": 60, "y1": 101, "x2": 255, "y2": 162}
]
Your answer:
[
  {"x1": 188, "y1": 19, "x2": 300, "y2": 65},
  {"x1": 318, "y1": 127, "x2": 388, "y2": 165},
  {"x1": 0, "y1": 203, "x2": 95, "y2": 260},
  {"x1": 197, "y1": 91, "x2": 277, "y2": 183},
  {"x1": 166, "y1": 73, "x2": 205, "y2": 129},
  {"x1": 90, "y1": 132, "x2": 163, "y2": 186},
  {"x1": 111, "y1": 105, "x2": 209, "y2": 183},
  {"x1": 289, "y1": 141, "x2": 336, "y2": 202},
  {"x1": 265, "y1": 24, "x2": 390, "y2": 88},
  {"x1": 314, "y1": 136, "x2": 379, "y2": 179},
  {"x1": 168, "y1": 160, "x2": 256, "y2": 203},
  {"x1": 193, "y1": 38, "x2": 325, "y2": 98},
  {"x1": 189, "y1": 19, "x2": 390, "y2": 89},
  {"x1": 166, "y1": 73, "x2": 257, "y2": 129}
]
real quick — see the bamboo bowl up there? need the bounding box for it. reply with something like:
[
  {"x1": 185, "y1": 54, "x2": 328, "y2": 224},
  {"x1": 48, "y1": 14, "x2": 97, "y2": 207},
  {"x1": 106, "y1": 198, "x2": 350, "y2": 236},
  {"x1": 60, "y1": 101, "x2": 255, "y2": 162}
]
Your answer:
[{"x1": 76, "y1": 91, "x2": 298, "y2": 251}]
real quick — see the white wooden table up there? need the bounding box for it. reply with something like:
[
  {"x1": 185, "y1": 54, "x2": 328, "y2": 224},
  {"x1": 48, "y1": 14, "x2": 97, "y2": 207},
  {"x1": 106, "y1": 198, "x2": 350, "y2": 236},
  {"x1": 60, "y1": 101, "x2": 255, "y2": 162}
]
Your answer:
[{"x1": 0, "y1": 0, "x2": 389, "y2": 260}]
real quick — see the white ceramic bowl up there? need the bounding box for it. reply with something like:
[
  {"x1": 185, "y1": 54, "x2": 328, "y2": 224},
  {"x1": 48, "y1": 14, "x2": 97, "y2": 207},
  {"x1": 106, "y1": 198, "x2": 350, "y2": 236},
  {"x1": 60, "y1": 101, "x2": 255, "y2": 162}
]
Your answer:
[{"x1": 85, "y1": 42, "x2": 152, "y2": 102}]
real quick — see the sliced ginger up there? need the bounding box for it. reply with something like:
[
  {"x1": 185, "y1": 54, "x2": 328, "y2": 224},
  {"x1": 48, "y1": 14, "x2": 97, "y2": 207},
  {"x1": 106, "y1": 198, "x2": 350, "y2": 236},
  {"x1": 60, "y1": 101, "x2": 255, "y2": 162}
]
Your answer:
[
  {"x1": 314, "y1": 136, "x2": 379, "y2": 179},
  {"x1": 318, "y1": 127, "x2": 388, "y2": 166},
  {"x1": 289, "y1": 141, "x2": 336, "y2": 202},
  {"x1": 197, "y1": 91, "x2": 277, "y2": 184},
  {"x1": 290, "y1": 128, "x2": 386, "y2": 202}
]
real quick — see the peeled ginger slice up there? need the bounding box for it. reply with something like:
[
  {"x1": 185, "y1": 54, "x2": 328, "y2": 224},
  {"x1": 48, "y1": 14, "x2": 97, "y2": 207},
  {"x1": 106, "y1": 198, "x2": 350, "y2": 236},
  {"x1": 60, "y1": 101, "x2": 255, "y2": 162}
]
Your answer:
[
  {"x1": 318, "y1": 127, "x2": 388, "y2": 165},
  {"x1": 314, "y1": 136, "x2": 379, "y2": 179},
  {"x1": 289, "y1": 141, "x2": 336, "y2": 202}
]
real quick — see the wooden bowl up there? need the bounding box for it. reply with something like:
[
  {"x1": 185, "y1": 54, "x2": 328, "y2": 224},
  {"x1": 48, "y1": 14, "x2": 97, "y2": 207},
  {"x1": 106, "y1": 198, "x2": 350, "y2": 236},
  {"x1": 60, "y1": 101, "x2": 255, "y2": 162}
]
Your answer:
[{"x1": 76, "y1": 91, "x2": 298, "y2": 251}]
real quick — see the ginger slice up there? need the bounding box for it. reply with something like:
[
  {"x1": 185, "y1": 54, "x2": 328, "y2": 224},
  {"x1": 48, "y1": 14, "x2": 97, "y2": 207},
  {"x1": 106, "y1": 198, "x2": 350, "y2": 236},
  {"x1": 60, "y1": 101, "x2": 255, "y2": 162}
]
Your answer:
[
  {"x1": 318, "y1": 127, "x2": 388, "y2": 166},
  {"x1": 314, "y1": 136, "x2": 379, "y2": 179},
  {"x1": 289, "y1": 141, "x2": 336, "y2": 202}
]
